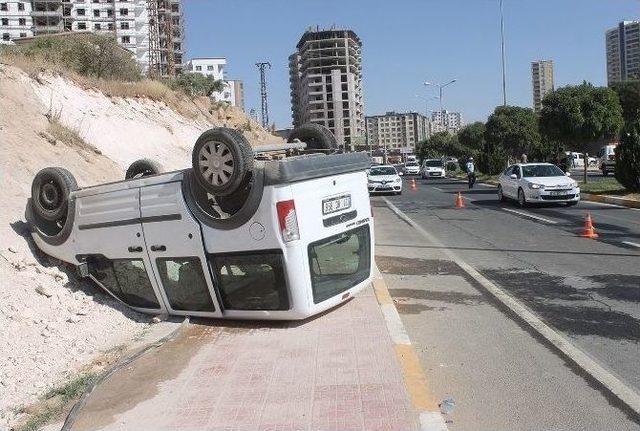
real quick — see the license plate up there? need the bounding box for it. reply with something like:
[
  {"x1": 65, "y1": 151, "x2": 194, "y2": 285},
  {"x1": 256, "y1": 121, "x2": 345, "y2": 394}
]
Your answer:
[
  {"x1": 550, "y1": 191, "x2": 568, "y2": 196},
  {"x1": 323, "y1": 195, "x2": 351, "y2": 215}
]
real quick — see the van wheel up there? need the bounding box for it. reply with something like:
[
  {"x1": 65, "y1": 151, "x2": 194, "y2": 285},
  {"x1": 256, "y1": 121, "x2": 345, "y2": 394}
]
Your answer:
[
  {"x1": 31, "y1": 167, "x2": 77, "y2": 222},
  {"x1": 287, "y1": 123, "x2": 338, "y2": 152},
  {"x1": 192, "y1": 128, "x2": 254, "y2": 196},
  {"x1": 125, "y1": 158, "x2": 163, "y2": 180}
]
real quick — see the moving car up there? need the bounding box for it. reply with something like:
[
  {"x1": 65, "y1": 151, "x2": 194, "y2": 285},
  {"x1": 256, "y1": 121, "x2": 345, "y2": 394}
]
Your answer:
[
  {"x1": 26, "y1": 125, "x2": 374, "y2": 321},
  {"x1": 421, "y1": 159, "x2": 446, "y2": 179},
  {"x1": 367, "y1": 165, "x2": 402, "y2": 195},
  {"x1": 597, "y1": 143, "x2": 617, "y2": 176},
  {"x1": 403, "y1": 161, "x2": 420, "y2": 175},
  {"x1": 497, "y1": 163, "x2": 580, "y2": 207}
]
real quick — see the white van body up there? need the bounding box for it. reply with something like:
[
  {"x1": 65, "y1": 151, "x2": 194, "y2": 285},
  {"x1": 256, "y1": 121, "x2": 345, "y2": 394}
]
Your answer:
[
  {"x1": 27, "y1": 154, "x2": 374, "y2": 320},
  {"x1": 597, "y1": 144, "x2": 617, "y2": 175}
]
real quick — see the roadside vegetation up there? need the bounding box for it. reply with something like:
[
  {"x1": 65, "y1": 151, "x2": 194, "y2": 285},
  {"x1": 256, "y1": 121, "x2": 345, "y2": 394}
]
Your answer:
[
  {"x1": 417, "y1": 80, "x2": 640, "y2": 196},
  {"x1": 0, "y1": 33, "x2": 225, "y2": 118}
]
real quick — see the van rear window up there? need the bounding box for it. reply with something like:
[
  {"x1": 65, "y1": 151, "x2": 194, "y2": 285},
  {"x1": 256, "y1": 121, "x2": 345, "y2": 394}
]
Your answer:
[{"x1": 308, "y1": 225, "x2": 371, "y2": 304}]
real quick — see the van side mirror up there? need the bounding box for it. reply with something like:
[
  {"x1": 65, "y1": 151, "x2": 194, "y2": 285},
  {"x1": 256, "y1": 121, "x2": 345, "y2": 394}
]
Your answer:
[
  {"x1": 398, "y1": 172, "x2": 404, "y2": 176},
  {"x1": 509, "y1": 174, "x2": 517, "y2": 179}
]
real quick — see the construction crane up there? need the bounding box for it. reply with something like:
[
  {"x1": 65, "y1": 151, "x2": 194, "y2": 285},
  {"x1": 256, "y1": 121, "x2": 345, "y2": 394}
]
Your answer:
[{"x1": 255, "y1": 62, "x2": 271, "y2": 128}]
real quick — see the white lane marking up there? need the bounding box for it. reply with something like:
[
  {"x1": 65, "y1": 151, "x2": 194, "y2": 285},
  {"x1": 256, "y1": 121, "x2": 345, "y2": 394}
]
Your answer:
[
  {"x1": 622, "y1": 241, "x2": 640, "y2": 249},
  {"x1": 501, "y1": 207, "x2": 558, "y2": 224},
  {"x1": 582, "y1": 200, "x2": 640, "y2": 212},
  {"x1": 383, "y1": 197, "x2": 640, "y2": 417},
  {"x1": 432, "y1": 187, "x2": 445, "y2": 192}
]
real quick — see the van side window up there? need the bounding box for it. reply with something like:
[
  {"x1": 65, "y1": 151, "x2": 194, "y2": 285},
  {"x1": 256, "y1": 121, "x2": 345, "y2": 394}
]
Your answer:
[
  {"x1": 156, "y1": 257, "x2": 215, "y2": 312},
  {"x1": 209, "y1": 251, "x2": 289, "y2": 311},
  {"x1": 87, "y1": 256, "x2": 160, "y2": 309}
]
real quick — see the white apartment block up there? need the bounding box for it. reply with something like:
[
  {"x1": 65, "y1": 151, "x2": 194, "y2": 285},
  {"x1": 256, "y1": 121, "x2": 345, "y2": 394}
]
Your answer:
[
  {"x1": 0, "y1": 0, "x2": 184, "y2": 77},
  {"x1": 606, "y1": 20, "x2": 640, "y2": 85},
  {"x1": 365, "y1": 112, "x2": 429, "y2": 151},
  {"x1": 186, "y1": 57, "x2": 245, "y2": 110},
  {"x1": 0, "y1": 1, "x2": 33, "y2": 42},
  {"x1": 431, "y1": 110, "x2": 463, "y2": 134},
  {"x1": 532, "y1": 60, "x2": 554, "y2": 112},
  {"x1": 289, "y1": 28, "x2": 365, "y2": 151}
]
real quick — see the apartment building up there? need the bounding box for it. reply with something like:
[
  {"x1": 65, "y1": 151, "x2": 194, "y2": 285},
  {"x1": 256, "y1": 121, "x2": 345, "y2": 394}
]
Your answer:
[
  {"x1": 0, "y1": 0, "x2": 184, "y2": 77},
  {"x1": 606, "y1": 20, "x2": 640, "y2": 84},
  {"x1": 531, "y1": 60, "x2": 554, "y2": 112},
  {"x1": 185, "y1": 57, "x2": 245, "y2": 110},
  {"x1": 0, "y1": 1, "x2": 33, "y2": 41},
  {"x1": 431, "y1": 110, "x2": 463, "y2": 134},
  {"x1": 365, "y1": 112, "x2": 429, "y2": 151},
  {"x1": 289, "y1": 27, "x2": 365, "y2": 151}
]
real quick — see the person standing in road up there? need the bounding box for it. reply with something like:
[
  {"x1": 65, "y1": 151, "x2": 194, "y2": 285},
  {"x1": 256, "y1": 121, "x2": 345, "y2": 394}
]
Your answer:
[{"x1": 466, "y1": 157, "x2": 476, "y2": 189}]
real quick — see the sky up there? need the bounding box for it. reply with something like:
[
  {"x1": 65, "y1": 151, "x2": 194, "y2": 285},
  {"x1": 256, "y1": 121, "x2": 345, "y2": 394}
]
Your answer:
[{"x1": 184, "y1": 0, "x2": 639, "y2": 129}]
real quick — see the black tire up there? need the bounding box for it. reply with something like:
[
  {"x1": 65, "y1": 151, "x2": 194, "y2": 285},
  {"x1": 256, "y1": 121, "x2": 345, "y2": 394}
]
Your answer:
[
  {"x1": 517, "y1": 188, "x2": 527, "y2": 208},
  {"x1": 192, "y1": 128, "x2": 254, "y2": 196},
  {"x1": 287, "y1": 123, "x2": 338, "y2": 151},
  {"x1": 125, "y1": 158, "x2": 163, "y2": 180},
  {"x1": 498, "y1": 185, "x2": 506, "y2": 202},
  {"x1": 31, "y1": 167, "x2": 77, "y2": 222},
  {"x1": 216, "y1": 172, "x2": 252, "y2": 214}
]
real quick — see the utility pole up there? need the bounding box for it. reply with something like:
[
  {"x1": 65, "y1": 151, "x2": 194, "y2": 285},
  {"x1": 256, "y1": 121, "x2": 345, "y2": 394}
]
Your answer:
[
  {"x1": 500, "y1": 0, "x2": 507, "y2": 106},
  {"x1": 255, "y1": 62, "x2": 271, "y2": 128}
]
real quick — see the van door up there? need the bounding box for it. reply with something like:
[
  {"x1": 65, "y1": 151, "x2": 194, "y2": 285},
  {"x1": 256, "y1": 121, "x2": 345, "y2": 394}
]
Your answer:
[
  {"x1": 75, "y1": 188, "x2": 167, "y2": 315},
  {"x1": 139, "y1": 181, "x2": 223, "y2": 318}
]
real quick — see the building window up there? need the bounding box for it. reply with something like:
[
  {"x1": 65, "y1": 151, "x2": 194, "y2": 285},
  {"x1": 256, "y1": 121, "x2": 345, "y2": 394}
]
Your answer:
[
  {"x1": 19, "y1": 18, "x2": 26, "y2": 25},
  {"x1": 119, "y1": 8, "x2": 128, "y2": 15},
  {"x1": 107, "y1": 23, "x2": 113, "y2": 30},
  {"x1": 18, "y1": 2, "x2": 24, "y2": 10},
  {"x1": 20, "y1": 32, "x2": 26, "y2": 38},
  {"x1": 2, "y1": 33, "x2": 9, "y2": 40},
  {"x1": 77, "y1": 22, "x2": 86, "y2": 29},
  {"x1": 207, "y1": 65, "x2": 214, "y2": 71},
  {"x1": 1, "y1": 18, "x2": 7, "y2": 26},
  {"x1": 106, "y1": 8, "x2": 113, "y2": 17},
  {"x1": 77, "y1": 8, "x2": 85, "y2": 15},
  {"x1": 121, "y1": 36, "x2": 130, "y2": 43},
  {"x1": 120, "y1": 21, "x2": 129, "y2": 29},
  {"x1": 195, "y1": 65, "x2": 202, "y2": 71},
  {"x1": 93, "y1": 9, "x2": 99, "y2": 17},
  {"x1": 0, "y1": 4, "x2": 6, "y2": 11},
  {"x1": 94, "y1": 23, "x2": 100, "y2": 30}
]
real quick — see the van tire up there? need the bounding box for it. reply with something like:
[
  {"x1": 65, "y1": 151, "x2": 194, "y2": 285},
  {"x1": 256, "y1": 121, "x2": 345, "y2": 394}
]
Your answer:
[
  {"x1": 125, "y1": 158, "x2": 163, "y2": 180},
  {"x1": 287, "y1": 123, "x2": 338, "y2": 151},
  {"x1": 192, "y1": 128, "x2": 254, "y2": 196},
  {"x1": 31, "y1": 167, "x2": 77, "y2": 222}
]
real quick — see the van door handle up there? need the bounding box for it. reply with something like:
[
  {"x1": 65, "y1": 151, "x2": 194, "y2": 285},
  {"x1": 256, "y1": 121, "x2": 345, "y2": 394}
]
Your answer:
[
  {"x1": 150, "y1": 245, "x2": 166, "y2": 252},
  {"x1": 128, "y1": 246, "x2": 143, "y2": 253}
]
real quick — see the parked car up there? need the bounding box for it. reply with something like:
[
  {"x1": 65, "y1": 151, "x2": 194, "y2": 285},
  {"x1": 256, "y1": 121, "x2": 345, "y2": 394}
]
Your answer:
[
  {"x1": 26, "y1": 124, "x2": 373, "y2": 321},
  {"x1": 420, "y1": 159, "x2": 446, "y2": 179},
  {"x1": 597, "y1": 143, "x2": 617, "y2": 176},
  {"x1": 367, "y1": 165, "x2": 402, "y2": 195},
  {"x1": 403, "y1": 161, "x2": 420, "y2": 175},
  {"x1": 497, "y1": 163, "x2": 580, "y2": 207}
]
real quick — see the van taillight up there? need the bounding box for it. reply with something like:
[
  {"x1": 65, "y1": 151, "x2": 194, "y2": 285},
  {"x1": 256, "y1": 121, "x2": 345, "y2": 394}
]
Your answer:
[{"x1": 276, "y1": 200, "x2": 300, "y2": 242}]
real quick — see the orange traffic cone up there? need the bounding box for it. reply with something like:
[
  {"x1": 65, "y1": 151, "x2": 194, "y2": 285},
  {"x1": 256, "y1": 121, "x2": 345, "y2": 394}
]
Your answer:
[
  {"x1": 581, "y1": 212, "x2": 599, "y2": 239},
  {"x1": 455, "y1": 192, "x2": 465, "y2": 208},
  {"x1": 410, "y1": 178, "x2": 417, "y2": 192}
]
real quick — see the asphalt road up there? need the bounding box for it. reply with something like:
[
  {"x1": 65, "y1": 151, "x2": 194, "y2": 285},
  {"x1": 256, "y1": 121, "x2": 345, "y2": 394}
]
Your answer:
[{"x1": 375, "y1": 176, "x2": 640, "y2": 429}]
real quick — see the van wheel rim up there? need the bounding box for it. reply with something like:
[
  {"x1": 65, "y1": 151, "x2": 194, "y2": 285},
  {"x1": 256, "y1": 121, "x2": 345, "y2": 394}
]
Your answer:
[
  {"x1": 198, "y1": 140, "x2": 234, "y2": 187},
  {"x1": 40, "y1": 182, "x2": 61, "y2": 210}
]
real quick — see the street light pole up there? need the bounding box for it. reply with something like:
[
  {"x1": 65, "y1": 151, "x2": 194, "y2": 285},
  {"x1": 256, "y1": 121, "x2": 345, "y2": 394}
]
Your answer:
[
  {"x1": 500, "y1": 0, "x2": 507, "y2": 106},
  {"x1": 424, "y1": 80, "x2": 457, "y2": 131}
]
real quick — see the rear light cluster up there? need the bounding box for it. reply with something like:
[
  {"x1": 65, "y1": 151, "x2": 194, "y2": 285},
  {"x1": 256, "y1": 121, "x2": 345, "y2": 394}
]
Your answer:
[{"x1": 276, "y1": 200, "x2": 300, "y2": 242}]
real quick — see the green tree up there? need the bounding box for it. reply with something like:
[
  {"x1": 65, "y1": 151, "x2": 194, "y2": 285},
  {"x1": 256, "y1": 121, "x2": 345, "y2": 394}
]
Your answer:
[
  {"x1": 539, "y1": 82, "x2": 624, "y2": 182},
  {"x1": 611, "y1": 80, "x2": 640, "y2": 126},
  {"x1": 169, "y1": 72, "x2": 225, "y2": 97},
  {"x1": 485, "y1": 105, "x2": 542, "y2": 160},
  {"x1": 614, "y1": 124, "x2": 640, "y2": 191},
  {"x1": 458, "y1": 122, "x2": 486, "y2": 152}
]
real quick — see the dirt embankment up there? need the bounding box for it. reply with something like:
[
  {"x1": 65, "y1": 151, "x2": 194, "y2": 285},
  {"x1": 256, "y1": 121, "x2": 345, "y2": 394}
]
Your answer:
[{"x1": 0, "y1": 63, "x2": 279, "y2": 428}]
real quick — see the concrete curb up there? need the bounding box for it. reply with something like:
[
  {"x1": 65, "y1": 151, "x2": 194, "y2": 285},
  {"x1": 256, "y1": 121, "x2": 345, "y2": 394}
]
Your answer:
[
  {"x1": 581, "y1": 192, "x2": 640, "y2": 209},
  {"x1": 372, "y1": 273, "x2": 448, "y2": 431},
  {"x1": 382, "y1": 197, "x2": 640, "y2": 421},
  {"x1": 61, "y1": 317, "x2": 190, "y2": 430}
]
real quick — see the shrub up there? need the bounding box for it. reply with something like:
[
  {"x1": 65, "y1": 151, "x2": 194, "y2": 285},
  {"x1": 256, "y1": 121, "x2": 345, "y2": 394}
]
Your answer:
[
  {"x1": 615, "y1": 124, "x2": 640, "y2": 191},
  {"x1": 477, "y1": 144, "x2": 508, "y2": 175},
  {"x1": 3, "y1": 33, "x2": 141, "y2": 81},
  {"x1": 168, "y1": 72, "x2": 225, "y2": 97},
  {"x1": 446, "y1": 161, "x2": 458, "y2": 172}
]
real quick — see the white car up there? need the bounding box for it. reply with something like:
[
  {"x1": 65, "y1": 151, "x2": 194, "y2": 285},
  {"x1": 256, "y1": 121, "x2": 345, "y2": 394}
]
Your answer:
[
  {"x1": 497, "y1": 163, "x2": 580, "y2": 207},
  {"x1": 26, "y1": 125, "x2": 373, "y2": 321},
  {"x1": 367, "y1": 165, "x2": 402, "y2": 195},
  {"x1": 403, "y1": 161, "x2": 420, "y2": 175},
  {"x1": 421, "y1": 159, "x2": 446, "y2": 179}
]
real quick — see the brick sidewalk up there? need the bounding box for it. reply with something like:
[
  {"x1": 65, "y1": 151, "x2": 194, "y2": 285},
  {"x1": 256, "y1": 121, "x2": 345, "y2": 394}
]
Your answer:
[{"x1": 71, "y1": 286, "x2": 419, "y2": 431}]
